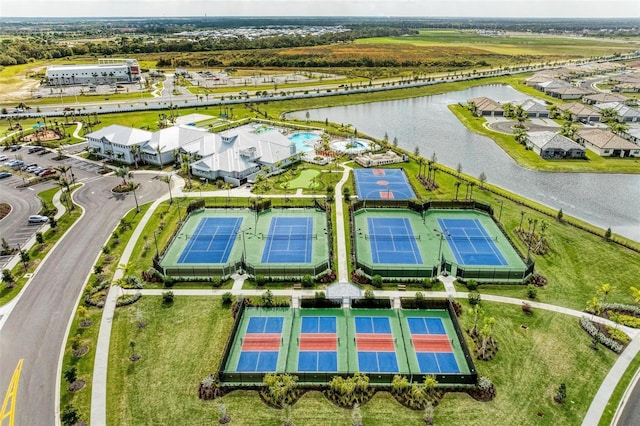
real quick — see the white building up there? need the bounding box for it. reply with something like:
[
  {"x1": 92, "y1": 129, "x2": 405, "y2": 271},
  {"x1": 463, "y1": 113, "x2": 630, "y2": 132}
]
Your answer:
[
  {"x1": 86, "y1": 123, "x2": 300, "y2": 186},
  {"x1": 46, "y1": 58, "x2": 141, "y2": 86}
]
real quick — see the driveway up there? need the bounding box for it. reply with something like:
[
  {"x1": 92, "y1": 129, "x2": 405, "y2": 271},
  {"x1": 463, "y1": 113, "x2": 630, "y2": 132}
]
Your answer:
[{"x1": 0, "y1": 175, "x2": 167, "y2": 425}]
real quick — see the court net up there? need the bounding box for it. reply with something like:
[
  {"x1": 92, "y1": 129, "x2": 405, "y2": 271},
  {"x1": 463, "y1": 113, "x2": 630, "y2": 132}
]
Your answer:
[
  {"x1": 365, "y1": 234, "x2": 420, "y2": 240},
  {"x1": 266, "y1": 234, "x2": 317, "y2": 240}
]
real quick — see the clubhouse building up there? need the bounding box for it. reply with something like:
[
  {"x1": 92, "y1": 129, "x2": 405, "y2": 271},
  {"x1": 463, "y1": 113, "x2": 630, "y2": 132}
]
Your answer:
[{"x1": 86, "y1": 123, "x2": 300, "y2": 185}]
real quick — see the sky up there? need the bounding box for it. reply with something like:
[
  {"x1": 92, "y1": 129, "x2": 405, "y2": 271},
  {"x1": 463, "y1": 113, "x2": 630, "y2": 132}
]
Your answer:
[{"x1": 1, "y1": 0, "x2": 639, "y2": 19}]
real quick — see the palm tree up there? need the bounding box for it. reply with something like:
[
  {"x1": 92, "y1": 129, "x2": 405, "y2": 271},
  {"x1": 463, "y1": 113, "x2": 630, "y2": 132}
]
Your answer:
[
  {"x1": 115, "y1": 166, "x2": 131, "y2": 186},
  {"x1": 518, "y1": 211, "x2": 525, "y2": 232},
  {"x1": 514, "y1": 105, "x2": 528, "y2": 129},
  {"x1": 560, "y1": 121, "x2": 578, "y2": 138},
  {"x1": 129, "y1": 145, "x2": 140, "y2": 169},
  {"x1": 513, "y1": 128, "x2": 528, "y2": 145},
  {"x1": 454, "y1": 181, "x2": 461, "y2": 200},
  {"x1": 597, "y1": 283, "x2": 613, "y2": 304},
  {"x1": 154, "y1": 145, "x2": 165, "y2": 170},
  {"x1": 609, "y1": 121, "x2": 629, "y2": 136},
  {"x1": 468, "y1": 182, "x2": 476, "y2": 199}
]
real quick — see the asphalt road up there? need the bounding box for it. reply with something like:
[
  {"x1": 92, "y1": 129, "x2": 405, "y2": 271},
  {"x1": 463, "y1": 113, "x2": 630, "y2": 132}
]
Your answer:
[
  {"x1": 0, "y1": 173, "x2": 167, "y2": 425},
  {"x1": 617, "y1": 376, "x2": 640, "y2": 425}
]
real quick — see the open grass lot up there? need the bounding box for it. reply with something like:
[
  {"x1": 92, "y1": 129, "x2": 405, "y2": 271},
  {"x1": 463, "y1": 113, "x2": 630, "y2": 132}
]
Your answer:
[
  {"x1": 107, "y1": 297, "x2": 617, "y2": 425},
  {"x1": 355, "y1": 30, "x2": 638, "y2": 58}
]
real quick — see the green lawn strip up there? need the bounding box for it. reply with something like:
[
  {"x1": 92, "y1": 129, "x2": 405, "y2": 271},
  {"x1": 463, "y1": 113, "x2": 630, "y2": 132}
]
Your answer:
[
  {"x1": 107, "y1": 297, "x2": 235, "y2": 426},
  {"x1": 58, "y1": 202, "x2": 153, "y2": 419},
  {"x1": 106, "y1": 296, "x2": 616, "y2": 425},
  {"x1": 0, "y1": 187, "x2": 81, "y2": 306},
  {"x1": 449, "y1": 104, "x2": 640, "y2": 174},
  {"x1": 435, "y1": 301, "x2": 618, "y2": 425},
  {"x1": 598, "y1": 351, "x2": 640, "y2": 426}
]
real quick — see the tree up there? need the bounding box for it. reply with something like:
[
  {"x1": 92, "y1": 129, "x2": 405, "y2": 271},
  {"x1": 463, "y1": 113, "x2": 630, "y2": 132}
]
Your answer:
[
  {"x1": 478, "y1": 172, "x2": 487, "y2": 188},
  {"x1": 454, "y1": 181, "x2": 461, "y2": 200},
  {"x1": 514, "y1": 128, "x2": 528, "y2": 145},
  {"x1": 604, "y1": 227, "x2": 612, "y2": 241},
  {"x1": 560, "y1": 121, "x2": 578, "y2": 138},
  {"x1": 64, "y1": 367, "x2": 77, "y2": 385},
  {"x1": 61, "y1": 405, "x2": 80, "y2": 426},
  {"x1": 587, "y1": 296, "x2": 602, "y2": 319},
  {"x1": 414, "y1": 146, "x2": 420, "y2": 157},
  {"x1": 129, "y1": 144, "x2": 140, "y2": 169},
  {"x1": 2, "y1": 269, "x2": 14, "y2": 285},
  {"x1": 393, "y1": 137, "x2": 398, "y2": 147},
  {"x1": 557, "y1": 208, "x2": 563, "y2": 222},
  {"x1": 456, "y1": 163, "x2": 462, "y2": 175},
  {"x1": 554, "y1": 383, "x2": 567, "y2": 404},
  {"x1": 114, "y1": 166, "x2": 131, "y2": 186}
]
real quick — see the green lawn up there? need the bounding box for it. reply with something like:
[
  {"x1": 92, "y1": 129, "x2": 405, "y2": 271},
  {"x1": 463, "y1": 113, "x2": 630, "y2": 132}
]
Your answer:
[
  {"x1": 106, "y1": 298, "x2": 617, "y2": 425},
  {"x1": 598, "y1": 351, "x2": 640, "y2": 426}
]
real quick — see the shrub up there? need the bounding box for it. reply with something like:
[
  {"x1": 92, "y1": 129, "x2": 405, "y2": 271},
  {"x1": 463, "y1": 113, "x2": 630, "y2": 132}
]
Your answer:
[
  {"x1": 162, "y1": 291, "x2": 174, "y2": 305},
  {"x1": 199, "y1": 374, "x2": 224, "y2": 400},
  {"x1": 116, "y1": 292, "x2": 142, "y2": 307},
  {"x1": 372, "y1": 274, "x2": 383, "y2": 288},
  {"x1": 466, "y1": 280, "x2": 478, "y2": 291},
  {"x1": 36, "y1": 232, "x2": 44, "y2": 244},
  {"x1": 364, "y1": 289, "x2": 375, "y2": 299},
  {"x1": 260, "y1": 290, "x2": 274, "y2": 307},
  {"x1": 526, "y1": 284, "x2": 537, "y2": 300},
  {"x1": 64, "y1": 367, "x2": 77, "y2": 384},
  {"x1": 256, "y1": 274, "x2": 267, "y2": 287},
  {"x1": 61, "y1": 405, "x2": 80, "y2": 426},
  {"x1": 211, "y1": 276, "x2": 223, "y2": 288},
  {"x1": 222, "y1": 292, "x2": 233, "y2": 307},
  {"x1": 261, "y1": 373, "x2": 301, "y2": 408},
  {"x1": 468, "y1": 292, "x2": 481, "y2": 306},
  {"x1": 522, "y1": 302, "x2": 533, "y2": 314},
  {"x1": 326, "y1": 373, "x2": 374, "y2": 408},
  {"x1": 2, "y1": 269, "x2": 14, "y2": 284},
  {"x1": 579, "y1": 317, "x2": 623, "y2": 353},
  {"x1": 142, "y1": 267, "x2": 164, "y2": 283},
  {"x1": 422, "y1": 278, "x2": 434, "y2": 289},
  {"x1": 606, "y1": 326, "x2": 630, "y2": 345},
  {"x1": 554, "y1": 383, "x2": 567, "y2": 404},
  {"x1": 612, "y1": 313, "x2": 640, "y2": 328},
  {"x1": 120, "y1": 275, "x2": 143, "y2": 289},
  {"x1": 301, "y1": 274, "x2": 314, "y2": 288}
]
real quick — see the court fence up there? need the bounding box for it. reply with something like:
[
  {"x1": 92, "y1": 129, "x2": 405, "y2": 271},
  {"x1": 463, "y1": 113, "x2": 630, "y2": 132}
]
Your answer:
[
  {"x1": 217, "y1": 300, "x2": 478, "y2": 387},
  {"x1": 441, "y1": 256, "x2": 535, "y2": 283}
]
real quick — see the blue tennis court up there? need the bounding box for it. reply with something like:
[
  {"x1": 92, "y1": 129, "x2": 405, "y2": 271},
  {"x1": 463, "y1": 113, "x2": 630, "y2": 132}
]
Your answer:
[
  {"x1": 298, "y1": 351, "x2": 338, "y2": 372},
  {"x1": 354, "y1": 169, "x2": 416, "y2": 200},
  {"x1": 177, "y1": 217, "x2": 242, "y2": 263},
  {"x1": 367, "y1": 217, "x2": 423, "y2": 264},
  {"x1": 301, "y1": 316, "x2": 337, "y2": 333},
  {"x1": 357, "y1": 351, "x2": 399, "y2": 373},
  {"x1": 247, "y1": 316, "x2": 284, "y2": 334},
  {"x1": 407, "y1": 317, "x2": 446, "y2": 335},
  {"x1": 437, "y1": 218, "x2": 508, "y2": 266},
  {"x1": 261, "y1": 217, "x2": 313, "y2": 263},
  {"x1": 355, "y1": 316, "x2": 392, "y2": 334},
  {"x1": 237, "y1": 351, "x2": 279, "y2": 372},
  {"x1": 416, "y1": 352, "x2": 460, "y2": 374}
]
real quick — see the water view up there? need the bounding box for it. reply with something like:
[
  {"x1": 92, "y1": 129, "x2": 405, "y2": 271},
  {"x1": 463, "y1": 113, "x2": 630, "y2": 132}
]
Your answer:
[{"x1": 288, "y1": 85, "x2": 640, "y2": 242}]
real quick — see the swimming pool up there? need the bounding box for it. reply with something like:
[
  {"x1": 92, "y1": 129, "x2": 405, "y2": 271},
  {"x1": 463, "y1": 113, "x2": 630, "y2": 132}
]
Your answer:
[{"x1": 288, "y1": 132, "x2": 320, "y2": 152}]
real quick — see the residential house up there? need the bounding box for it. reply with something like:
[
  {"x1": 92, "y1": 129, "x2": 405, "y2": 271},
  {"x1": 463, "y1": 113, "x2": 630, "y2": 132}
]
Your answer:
[
  {"x1": 545, "y1": 86, "x2": 595, "y2": 100},
  {"x1": 621, "y1": 125, "x2": 640, "y2": 144},
  {"x1": 556, "y1": 103, "x2": 601, "y2": 123},
  {"x1": 467, "y1": 97, "x2": 504, "y2": 117},
  {"x1": 575, "y1": 128, "x2": 640, "y2": 158},
  {"x1": 593, "y1": 102, "x2": 640, "y2": 122},
  {"x1": 582, "y1": 93, "x2": 628, "y2": 105},
  {"x1": 525, "y1": 131, "x2": 586, "y2": 159},
  {"x1": 511, "y1": 98, "x2": 549, "y2": 118}
]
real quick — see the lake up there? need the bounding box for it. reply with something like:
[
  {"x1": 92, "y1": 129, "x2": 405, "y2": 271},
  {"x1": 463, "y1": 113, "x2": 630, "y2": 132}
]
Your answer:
[{"x1": 288, "y1": 84, "x2": 640, "y2": 242}]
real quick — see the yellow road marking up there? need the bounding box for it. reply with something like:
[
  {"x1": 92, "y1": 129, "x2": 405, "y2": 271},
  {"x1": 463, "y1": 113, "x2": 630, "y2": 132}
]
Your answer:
[{"x1": 0, "y1": 359, "x2": 23, "y2": 426}]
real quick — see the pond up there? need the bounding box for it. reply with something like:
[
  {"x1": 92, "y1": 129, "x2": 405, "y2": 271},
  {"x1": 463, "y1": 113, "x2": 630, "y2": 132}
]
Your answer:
[{"x1": 287, "y1": 84, "x2": 640, "y2": 242}]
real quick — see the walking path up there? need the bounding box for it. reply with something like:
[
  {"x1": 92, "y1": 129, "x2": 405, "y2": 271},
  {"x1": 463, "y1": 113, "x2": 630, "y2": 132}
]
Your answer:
[{"x1": 87, "y1": 160, "x2": 637, "y2": 425}]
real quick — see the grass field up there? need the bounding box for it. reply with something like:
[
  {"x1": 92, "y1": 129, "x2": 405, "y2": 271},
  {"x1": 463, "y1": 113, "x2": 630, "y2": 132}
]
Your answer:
[{"x1": 106, "y1": 297, "x2": 617, "y2": 425}]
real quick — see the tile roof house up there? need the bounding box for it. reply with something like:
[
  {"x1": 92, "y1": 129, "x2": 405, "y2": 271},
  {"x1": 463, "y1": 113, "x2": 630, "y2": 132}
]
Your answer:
[
  {"x1": 582, "y1": 93, "x2": 628, "y2": 105},
  {"x1": 545, "y1": 86, "x2": 595, "y2": 100},
  {"x1": 525, "y1": 131, "x2": 586, "y2": 159},
  {"x1": 575, "y1": 128, "x2": 640, "y2": 158},
  {"x1": 556, "y1": 103, "x2": 601, "y2": 122},
  {"x1": 467, "y1": 97, "x2": 504, "y2": 116}
]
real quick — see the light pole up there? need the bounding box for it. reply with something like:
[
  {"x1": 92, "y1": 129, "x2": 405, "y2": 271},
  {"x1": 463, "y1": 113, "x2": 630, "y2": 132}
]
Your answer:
[
  {"x1": 131, "y1": 174, "x2": 140, "y2": 213},
  {"x1": 433, "y1": 228, "x2": 450, "y2": 272},
  {"x1": 495, "y1": 198, "x2": 504, "y2": 223}
]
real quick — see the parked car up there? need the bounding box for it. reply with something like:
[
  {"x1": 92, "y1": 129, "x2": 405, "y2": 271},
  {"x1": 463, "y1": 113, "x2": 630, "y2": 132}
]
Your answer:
[
  {"x1": 21, "y1": 163, "x2": 37, "y2": 171},
  {"x1": 28, "y1": 146, "x2": 44, "y2": 154},
  {"x1": 9, "y1": 160, "x2": 24, "y2": 169},
  {"x1": 0, "y1": 172, "x2": 12, "y2": 179},
  {"x1": 0, "y1": 155, "x2": 8, "y2": 162},
  {"x1": 30, "y1": 167, "x2": 45, "y2": 175},
  {"x1": 38, "y1": 169, "x2": 57, "y2": 177},
  {"x1": 10, "y1": 145, "x2": 21, "y2": 151},
  {"x1": 28, "y1": 215, "x2": 49, "y2": 224}
]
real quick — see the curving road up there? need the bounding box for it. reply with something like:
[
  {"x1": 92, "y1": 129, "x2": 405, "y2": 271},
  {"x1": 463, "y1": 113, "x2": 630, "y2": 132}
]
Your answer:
[{"x1": 0, "y1": 173, "x2": 167, "y2": 425}]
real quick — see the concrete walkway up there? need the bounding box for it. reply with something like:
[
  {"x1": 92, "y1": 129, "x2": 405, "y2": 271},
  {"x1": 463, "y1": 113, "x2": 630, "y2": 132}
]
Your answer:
[
  {"x1": 333, "y1": 163, "x2": 352, "y2": 283},
  {"x1": 583, "y1": 337, "x2": 640, "y2": 426}
]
